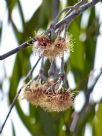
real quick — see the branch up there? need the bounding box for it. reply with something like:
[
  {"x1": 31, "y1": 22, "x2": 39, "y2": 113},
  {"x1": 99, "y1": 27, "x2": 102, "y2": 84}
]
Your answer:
[
  {"x1": 65, "y1": 0, "x2": 87, "y2": 17},
  {"x1": 55, "y1": 0, "x2": 99, "y2": 29},
  {"x1": 24, "y1": 57, "x2": 41, "y2": 82},
  {"x1": 0, "y1": 1, "x2": 99, "y2": 60},
  {"x1": 52, "y1": 0, "x2": 60, "y2": 19},
  {"x1": 0, "y1": 57, "x2": 41, "y2": 134},
  {"x1": 0, "y1": 38, "x2": 35, "y2": 60}
]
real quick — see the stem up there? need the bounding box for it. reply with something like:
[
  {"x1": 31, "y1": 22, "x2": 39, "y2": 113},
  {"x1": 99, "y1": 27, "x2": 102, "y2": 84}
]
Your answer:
[
  {"x1": 48, "y1": 59, "x2": 57, "y2": 78},
  {"x1": 51, "y1": 6, "x2": 76, "y2": 28},
  {"x1": 0, "y1": 88, "x2": 22, "y2": 134},
  {"x1": 60, "y1": 56, "x2": 65, "y2": 77},
  {"x1": 24, "y1": 57, "x2": 41, "y2": 82},
  {"x1": 55, "y1": 0, "x2": 99, "y2": 29},
  {"x1": 0, "y1": 38, "x2": 35, "y2": 60},
  {"x1": 38, "y1": 57, "x2": 46, "y2": 81},
  {"x1": 65, "y1": 0, "x2": 87, "y2": 18},
  {"x1": 0, "y1": 57, "x2": 41, "y2": 134}
]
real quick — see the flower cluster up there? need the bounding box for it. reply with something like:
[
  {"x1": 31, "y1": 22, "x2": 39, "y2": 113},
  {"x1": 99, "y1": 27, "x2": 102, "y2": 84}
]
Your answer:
[
  {"x1": 20, "y1": 78, "x2": 73, "y2": 112},
  {"x1": 19, "y1": 31, "x2": 74, "y2": 112},
  {"x1": 34, "y1": 33, "x2": 73, "y2": 59}
]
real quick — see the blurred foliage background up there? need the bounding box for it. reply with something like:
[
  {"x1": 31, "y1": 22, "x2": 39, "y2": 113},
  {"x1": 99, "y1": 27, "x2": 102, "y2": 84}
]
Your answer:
[{"x1": 0, "y1": 0, "x2": 102, "y2": 136}]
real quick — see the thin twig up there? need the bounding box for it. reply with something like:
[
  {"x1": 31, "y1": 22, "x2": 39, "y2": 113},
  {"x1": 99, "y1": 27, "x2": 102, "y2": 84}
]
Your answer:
[
  {"x1": 55, "y1": 0, "x2": 99, "y2": 29},
  {"x1": 38, "y1": 56, "x2": 46, "y2": 81},
  {"x1": 24, "y1": 57, "x2": 41, "y2": 82},
  {"x1": 48, "y1": 59, "x2": 57, "y2": 78},
  {"x1": 0, "y1": 88, "x2": 22, "y2": 134},
  {"x1": 51, "y1": 6, "x2": 76, "y2": 28},
  {"x1": 60, "y1": 56, "x2": 65, "y2": 77},
  {"x1": 0, "y1": 38, "x2": 35, "y2": 60},
  {"x1": 52, "y1": 0, "x2": 60, "y2": 19},
  {"x1": 0, "y1": 57, "x2": 41, "y2": 134},
  {"x1": 65, "y1": 0, "x2": 87, "y2": 18},
  {"x1": 51, "y1": 0, "x2": 87, "y2": 28}
]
